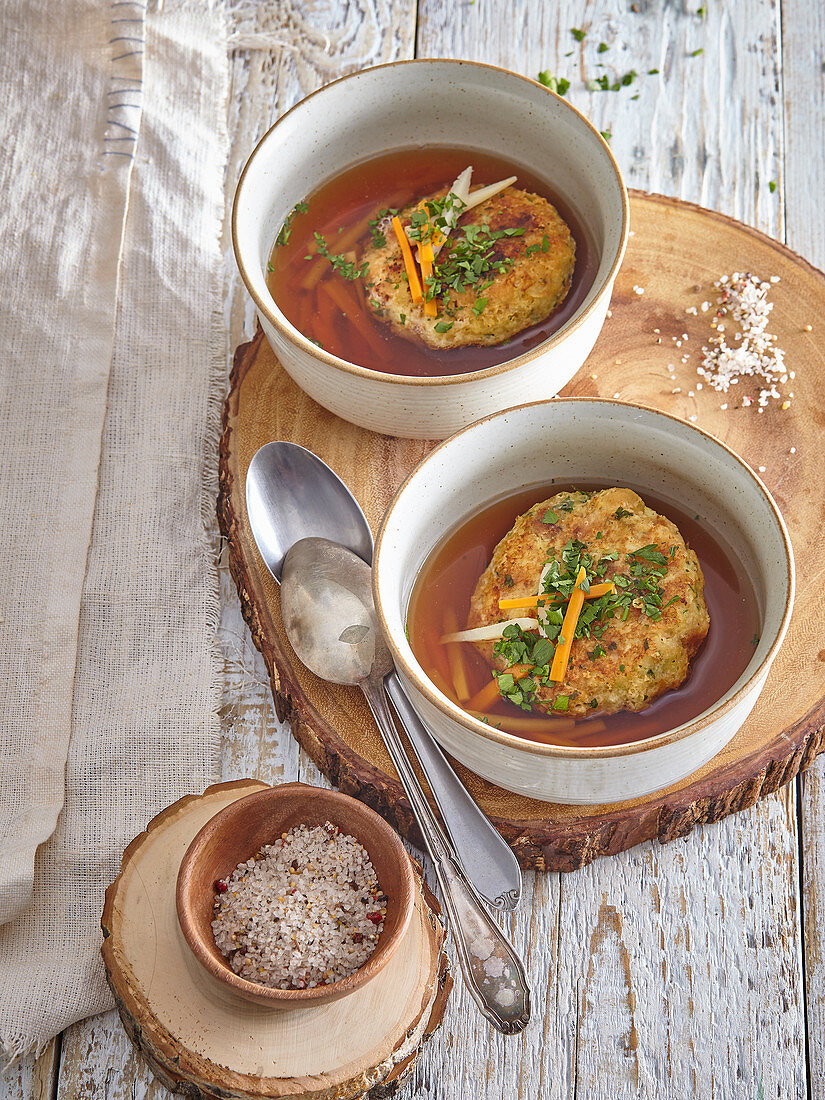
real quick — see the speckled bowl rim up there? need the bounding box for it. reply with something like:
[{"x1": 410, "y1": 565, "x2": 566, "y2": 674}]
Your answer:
[
  {"x1": 231, "y1": 58, "x2": 629, "y2": 388},
  {"x1": 176, "y1": 783, "x2": 417, "y2": 1005},
  {"x1": 373, "y1": 397, "x2": 795, "y2": 759}
]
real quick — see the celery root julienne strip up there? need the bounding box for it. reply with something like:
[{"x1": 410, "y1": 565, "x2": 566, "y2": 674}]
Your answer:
[{"x1": 443, "y1": 608, "x2": 471, "y2": 701}]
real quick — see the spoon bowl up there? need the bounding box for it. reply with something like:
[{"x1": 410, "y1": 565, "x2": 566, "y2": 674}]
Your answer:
[
  {"x1": 244, "y1": 440, "x2": 522, "y2": 913},
  {"x1": 281, "y1": 537, "x2": 389, "y2": 685},
  {"x1": 246, "y1": 442, "x2": 372, "y2": 582}
]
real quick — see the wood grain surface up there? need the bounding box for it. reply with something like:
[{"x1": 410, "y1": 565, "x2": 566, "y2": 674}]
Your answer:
[
  {"x1": 218, "y1": 191, "x2": 825, "y2": 871},
  {"x1": 101, "y1": 780, "x2": 451, "y2": 1100},
  {"x1": 6, "y1": 2, "x2": 823, "y2": 1099}
]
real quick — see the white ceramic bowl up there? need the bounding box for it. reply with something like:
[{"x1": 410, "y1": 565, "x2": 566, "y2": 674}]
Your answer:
[
  {"x1": 232, "y1": 60, "x2": 628, "y2": 439},
  {"x1": 373, "y1": 400, "x2": 795, "y2": 804}
]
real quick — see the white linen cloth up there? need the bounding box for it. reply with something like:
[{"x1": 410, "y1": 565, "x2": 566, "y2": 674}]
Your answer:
[{"x1": 0, "y1": 0, "x2": 227, "y2": 1059}]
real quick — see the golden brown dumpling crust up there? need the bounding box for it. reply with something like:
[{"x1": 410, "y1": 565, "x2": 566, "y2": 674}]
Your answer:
[
  {"x1": 468, "y1": 488, "x2": 710, "y2": 717},
  {"x1": 362, "y1": 187, "x2": 575, "y2": 349}
]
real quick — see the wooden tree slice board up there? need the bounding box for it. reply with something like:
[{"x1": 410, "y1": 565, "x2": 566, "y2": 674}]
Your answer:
[
  {"x1": 101, "y1": 780, "x2": 451, "y2": 1100},
  {"x1": 218, "y1": 192, "x2": 825, "y2": 871}
]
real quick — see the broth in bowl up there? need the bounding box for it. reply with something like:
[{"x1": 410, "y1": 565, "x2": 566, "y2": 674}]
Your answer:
[
  {"x1": 407, "y1": 484, "x2": 760, "y2": 749},
  {"x1": 266, "y1": 147, "x2": 596, "y2": 378}
]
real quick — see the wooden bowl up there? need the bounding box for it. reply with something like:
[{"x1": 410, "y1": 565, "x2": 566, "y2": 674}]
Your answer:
[{"x1": 176, "y1": 782, "x2": 416, "y2": 1008}]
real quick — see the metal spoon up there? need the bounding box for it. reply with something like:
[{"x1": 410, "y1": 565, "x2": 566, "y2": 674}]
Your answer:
[
  {"x1": 281, "y1": 537, "x2": 531, "y2": 1034},
  {"x1": 245, "y1": 441, "x2": 522, "y2": 911}
]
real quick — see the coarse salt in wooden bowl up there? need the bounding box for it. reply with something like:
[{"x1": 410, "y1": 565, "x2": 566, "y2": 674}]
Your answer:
[{"x1": 176, "y1": 782, "x2": 416, "y2": 1008}]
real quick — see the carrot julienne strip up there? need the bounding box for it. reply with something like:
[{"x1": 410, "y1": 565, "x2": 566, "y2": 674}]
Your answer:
[
  {"x1": 549, "y1": 566, "x2": 587, "y2": 682},
  {"x1": 391, "y1": 216, "x2": 423, "y2": 303},
  {"x1": 464, "y1": 663, "x2": 533, "y2": 713},
  {"x1": 418, "y1": 240, "x2": 438, "y2": 317},
  {"x1": 498, "y1": 582, "x2": 614, "y2": 611}
]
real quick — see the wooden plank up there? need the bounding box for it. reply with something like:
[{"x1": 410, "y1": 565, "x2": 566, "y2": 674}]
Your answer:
[
  {"x1": 44, "y1": 2, "x2": 811, "y2": 1099},
  {"x1": 782, "y1": 1, "x2": 825, "y2": 1097},
  {"x1": 49, "y1": 2, "x2": 417, "y2": 1098},
  {"x1": 409, "y1": 0, "x2": 804, "y2": 1097},
  {"x1": 0, "y1": 1041, "x2": 59, "y2": 1100}
]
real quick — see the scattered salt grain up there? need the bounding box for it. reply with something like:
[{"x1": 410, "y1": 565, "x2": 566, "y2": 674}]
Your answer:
[
  {"x1": 758, "y1": 465, "x2": 766, "y2": 472},
  {"x1": 697, "y1": 272, "x2": 789, "y2": 409},
  {"x1": 790, "y1": 447, "x2": 796, "y2": 454},
  {"x1": 211, "y1": 822, "x2": 386, "y2": 990},
  {"x1": 633, "y1": 284, "x2": 645, "y2": 295}
]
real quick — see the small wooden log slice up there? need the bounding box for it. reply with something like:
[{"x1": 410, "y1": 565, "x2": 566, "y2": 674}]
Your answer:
[
  {"x1": 218, "y1": 192, "x2": 825, "y2": 871},
  {"x1": 101, "y1": 780, "x2": 451, "y2": 1100}
]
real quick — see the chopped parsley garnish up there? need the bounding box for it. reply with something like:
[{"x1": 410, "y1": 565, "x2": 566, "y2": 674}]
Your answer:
[
  {"x1": 751, "y1": 633, "x2": 760, "y2": 647},
  {"x1": 769, "y1": 180, "x2": 777, "y2": 193},
  {"x1": 538, "y1": 71, "x2": 571, "y2": 96},
  {"x1": 367, "y1": 207, "x2": 397, "y2": 248},
  {"x1": 648, "y1": 68, "x2": 660, "y2": 74},
  {"x1": 598, "y1": 42, "x2": 609, "y2": 53},
  {"x1": 276, "y1": 200, "x2": 308, "y2": 247},
  {"x1": 571, "y1": 27, "x2": 586, "y2": 41},
  {"x1": 267, "y1": 261, "x2": 274, "y2": 273},
  {"x1": 690, "y1": 47, "x2": 704, "y2": 56},
  {"x1": 472, "y1": 297, "x2": 488, "y2": 316},
  {"x1": 588, "y1": 69, "x2": 638, "y2": 93},
  {"x1": 600, "y1": 130, "x2": 612, "y2": 142},
  {"x1": 400, "y1": 313, "x2": 406, "y2": 325},
  {"x1": 630, "y1": 544, "x2": 669, "y2": 568},
  {"x1": 434, "y1": 320, "x2": 454, "y2": 333},
  {"x1": 614, "y1": 506, "x2": 633, "y2": 519},
  {"x1": 312, "y1": 232, "x2": 369, "y2": 281},
  {"x1": 542, "y1": 509, "x2": 560, "y2": 524},
  {"x1": 488, "y1": 526, "x2": 678, "y2": 712},
  {"x1": 430, "y1": 222, "x2": 525, "y2": 300},
  {"x1": 406, "y1": 191, "x2": 467, "y2": 244}
]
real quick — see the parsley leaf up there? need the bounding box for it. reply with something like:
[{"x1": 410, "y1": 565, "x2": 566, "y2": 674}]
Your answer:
[{"x1": 276, "y1": 199, "x2": 309, "y2": 247}]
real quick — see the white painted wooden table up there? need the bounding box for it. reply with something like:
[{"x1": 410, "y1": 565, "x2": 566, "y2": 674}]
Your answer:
[{"x1": 5, "y1": 2, "x2": 823, "y2": 1097}]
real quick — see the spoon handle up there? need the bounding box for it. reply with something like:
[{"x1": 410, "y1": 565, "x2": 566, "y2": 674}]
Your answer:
[
  {"x1": 360, "y1": 677, "x2": 531, "y2": 1035},
  {"x1": 384, "y1": 670, "x2": 521, "y2": 911}
]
